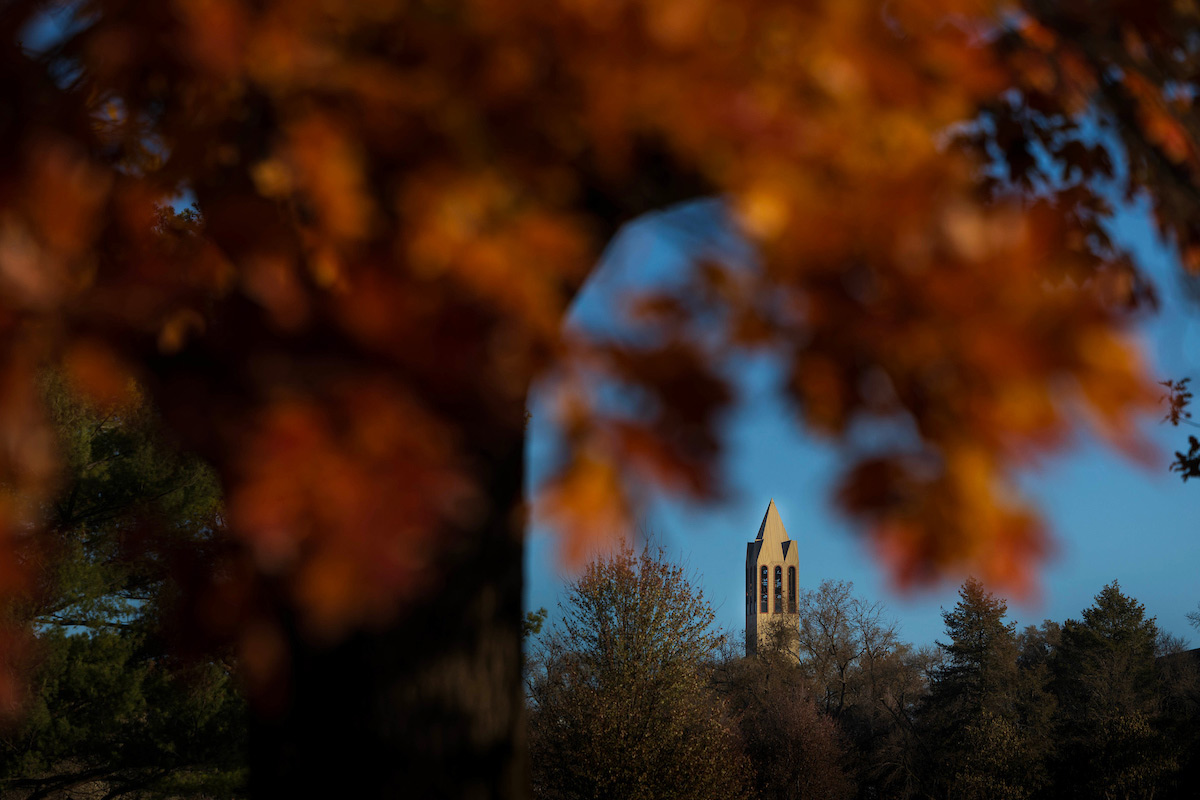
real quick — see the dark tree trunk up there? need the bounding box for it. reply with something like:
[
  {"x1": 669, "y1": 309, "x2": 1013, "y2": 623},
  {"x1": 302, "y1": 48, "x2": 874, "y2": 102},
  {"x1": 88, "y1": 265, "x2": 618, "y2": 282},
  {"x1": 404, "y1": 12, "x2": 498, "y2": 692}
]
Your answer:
[
  {"x1": 247, "y1": 435, "x2": 528, "y2": 799},
  {"x1": 180, "y1": 124, "x2": 715, "y2": 800}
]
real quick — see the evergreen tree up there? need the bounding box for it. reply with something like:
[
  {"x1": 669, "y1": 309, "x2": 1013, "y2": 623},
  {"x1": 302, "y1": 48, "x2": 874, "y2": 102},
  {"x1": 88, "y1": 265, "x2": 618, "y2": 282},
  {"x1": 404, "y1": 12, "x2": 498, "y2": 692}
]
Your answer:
[
  {"x1": 0, "y1": 376, "x2": 246, "y2": 798},
  {"x1": 932, "y1": 578, "x2": 1019, "y2": 720},
  {"x1": 1014, "y1": 621, "x2": 1059, "y2": 799},
  {"x1": 920, "y1": 579, "x2": 1040, "y2": 800},
  {"x1": 1058, "y1": 583, "x2": 1158, "y2": 713},
  {"x1": 28, "y1": 373, "x2": 224, "y2": 628},
  {"x1": 1052, "y1": 582, "x2": 1174, "y2": 800}
]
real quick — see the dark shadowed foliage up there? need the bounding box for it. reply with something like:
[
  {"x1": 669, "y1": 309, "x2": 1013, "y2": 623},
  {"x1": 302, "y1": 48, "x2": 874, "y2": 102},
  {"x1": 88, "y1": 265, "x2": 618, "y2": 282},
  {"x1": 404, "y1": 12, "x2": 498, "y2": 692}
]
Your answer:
[
  {"x1": 0, "y1": 377, "x2": 244, "y2": 798},
  {"x1": 718, "y1": 653, "x2": 856, "y2": 800},
  {"x1": 1052, "y1": 582, "x2": 1174, "y2": 800}
]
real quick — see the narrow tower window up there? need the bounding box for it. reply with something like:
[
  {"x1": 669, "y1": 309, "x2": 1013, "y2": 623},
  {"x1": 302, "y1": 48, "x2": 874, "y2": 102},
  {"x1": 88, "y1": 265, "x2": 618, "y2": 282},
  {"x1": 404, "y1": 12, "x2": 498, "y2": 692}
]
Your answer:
[
  {"x1": 774, "y1": 566, "x2": 783, "y2": 613},
  {"x1": 760, "y1": 566, "x2": 768, "y2": 613},
  {"x1": 787, "y1": 566, "x2": 796, "y2": 613}
]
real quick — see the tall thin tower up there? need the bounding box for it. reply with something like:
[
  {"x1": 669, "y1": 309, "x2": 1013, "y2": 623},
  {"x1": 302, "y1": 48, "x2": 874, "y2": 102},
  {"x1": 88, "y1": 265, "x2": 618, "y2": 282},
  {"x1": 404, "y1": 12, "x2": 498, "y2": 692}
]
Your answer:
[{"x1": 745, "y1": 499, "x2": 800, "y2": 656}]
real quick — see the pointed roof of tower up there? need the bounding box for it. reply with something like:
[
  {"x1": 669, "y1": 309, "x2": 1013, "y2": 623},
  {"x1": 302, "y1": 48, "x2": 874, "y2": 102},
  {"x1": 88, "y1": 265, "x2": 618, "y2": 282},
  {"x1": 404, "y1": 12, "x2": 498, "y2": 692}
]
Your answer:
[{"x1": 755, "y1": 499, "x2": 790, "y2": 545}]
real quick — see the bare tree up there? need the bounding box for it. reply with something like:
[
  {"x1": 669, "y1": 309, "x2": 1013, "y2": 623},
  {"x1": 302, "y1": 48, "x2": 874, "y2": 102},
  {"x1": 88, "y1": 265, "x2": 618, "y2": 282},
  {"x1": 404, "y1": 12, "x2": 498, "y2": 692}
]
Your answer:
[{"x1": 795, "y1": 579, "x2": 900, "y2": 717}]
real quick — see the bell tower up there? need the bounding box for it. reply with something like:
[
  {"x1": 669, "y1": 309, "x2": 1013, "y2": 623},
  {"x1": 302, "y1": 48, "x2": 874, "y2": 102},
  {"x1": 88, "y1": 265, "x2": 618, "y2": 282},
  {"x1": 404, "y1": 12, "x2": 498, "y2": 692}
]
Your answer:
[{"x1": 745, "y1": 499, "x2": 800, "y2": 657}]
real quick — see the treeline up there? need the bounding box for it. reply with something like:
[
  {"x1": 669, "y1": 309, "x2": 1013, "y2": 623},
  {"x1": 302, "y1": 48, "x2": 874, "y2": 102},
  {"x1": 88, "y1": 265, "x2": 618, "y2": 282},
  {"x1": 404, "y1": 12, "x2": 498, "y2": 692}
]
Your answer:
[
  {"x1": 526, "y1": 547, "x2": 1200, "y2": 800},
  {"x1": 2, "y1": 374, "x2": 1195, "y2": 800}
]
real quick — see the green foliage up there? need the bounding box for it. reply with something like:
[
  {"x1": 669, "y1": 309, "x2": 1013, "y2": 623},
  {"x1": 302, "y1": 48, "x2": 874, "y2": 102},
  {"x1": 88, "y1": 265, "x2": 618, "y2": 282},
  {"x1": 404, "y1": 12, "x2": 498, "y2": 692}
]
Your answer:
[
  {"x1": 1056, "y1": 582, "x2": 1159, "y2": 720},
  {"x1": 920, "y1": 579, "x2": 1045, "y2": 800},
  {"x1": 524, "y1": 565, "x2": 1192, "y2": 800},
  {"x1": 950, "y1": 711, "x2": 1032, "y2": 800},
  {"x1": 30, "y1": 371, "x2": 224, "y2": 631},
  {"x1": 1014, "y1": 621, "x2": 1059, "y2": 795},
  {"x1": 1052, "y1": 582, "x2": 1172, "y2": 800},
  {"x1": 2, "y1": 628, "x2": 245, "y2": 797},
  {"x1": 523, "y1": 607, "x2": 548, "y2": 640},
  {"x1": 0, "y1": 376, "x2": 245, "y2": 798},
  {"x1": 932, "y1": 578, "x2": 1019, "y2": 719},
  {"x1": 912, "y1": 580, "x2": 1189, "y2": 800}
]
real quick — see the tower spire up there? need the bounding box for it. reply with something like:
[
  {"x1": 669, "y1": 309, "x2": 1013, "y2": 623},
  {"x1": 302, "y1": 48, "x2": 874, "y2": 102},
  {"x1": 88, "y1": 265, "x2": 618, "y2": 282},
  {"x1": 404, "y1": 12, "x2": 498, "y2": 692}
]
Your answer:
[
  {"x1": 755, "y1": 498, "x2": 789, "y2": 545},
  {"x1": 745, "y1": 500, "x2": 800, "y2": 658}
]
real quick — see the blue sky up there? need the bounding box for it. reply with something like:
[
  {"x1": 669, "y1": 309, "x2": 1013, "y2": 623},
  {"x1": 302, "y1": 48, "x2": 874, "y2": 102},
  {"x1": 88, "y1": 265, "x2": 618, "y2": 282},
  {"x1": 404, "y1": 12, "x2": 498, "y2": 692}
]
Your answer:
[{"x1": 523, "y1": 197, "x2": 1200, "y2": 650}]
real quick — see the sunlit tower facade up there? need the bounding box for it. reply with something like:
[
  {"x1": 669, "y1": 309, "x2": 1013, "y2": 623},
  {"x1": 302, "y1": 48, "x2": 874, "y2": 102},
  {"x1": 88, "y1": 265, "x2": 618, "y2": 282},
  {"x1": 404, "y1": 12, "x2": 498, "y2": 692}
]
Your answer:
[{"x1": 745, "y1": 499, "x2": 801, "y2": 657}]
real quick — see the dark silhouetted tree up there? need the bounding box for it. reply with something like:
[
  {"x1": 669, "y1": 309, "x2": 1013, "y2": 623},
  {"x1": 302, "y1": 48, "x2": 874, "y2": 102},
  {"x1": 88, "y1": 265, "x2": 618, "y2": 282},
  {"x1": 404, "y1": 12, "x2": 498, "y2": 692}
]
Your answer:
[
  {"x1": 720, "y1": 654, "x2": 855, "y2": 800},
  {"x1": 920, "y1": 579, "x2": 1041, "y2": 800},
  {"x1": 1052, "y1": 582, "x2": 1175, "y2": 800}
]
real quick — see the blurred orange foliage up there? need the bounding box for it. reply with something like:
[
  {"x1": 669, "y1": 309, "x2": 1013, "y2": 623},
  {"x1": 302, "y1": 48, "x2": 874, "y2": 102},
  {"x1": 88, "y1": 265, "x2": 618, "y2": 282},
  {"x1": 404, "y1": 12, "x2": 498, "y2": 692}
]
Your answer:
[{"x1": 0, "y1": 0, "x2": 1195, "y2": 713}]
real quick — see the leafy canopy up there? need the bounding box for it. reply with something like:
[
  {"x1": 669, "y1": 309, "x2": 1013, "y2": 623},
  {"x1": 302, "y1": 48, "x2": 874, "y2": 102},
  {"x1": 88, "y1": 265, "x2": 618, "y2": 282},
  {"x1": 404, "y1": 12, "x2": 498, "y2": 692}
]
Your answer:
[
  {"x1": 527, "y1": 544, "x2": 747, "y2": 800},
  {"x1": 0, "y1": 0, "x2": 1195, "y2": 698}
]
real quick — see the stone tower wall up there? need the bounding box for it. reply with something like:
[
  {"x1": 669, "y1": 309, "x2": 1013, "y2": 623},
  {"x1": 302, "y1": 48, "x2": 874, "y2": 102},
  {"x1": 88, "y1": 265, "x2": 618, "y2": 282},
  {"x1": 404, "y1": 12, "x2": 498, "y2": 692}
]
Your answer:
[{"x1": 744, "y1": 500, "x2": 801, "y2": 658}]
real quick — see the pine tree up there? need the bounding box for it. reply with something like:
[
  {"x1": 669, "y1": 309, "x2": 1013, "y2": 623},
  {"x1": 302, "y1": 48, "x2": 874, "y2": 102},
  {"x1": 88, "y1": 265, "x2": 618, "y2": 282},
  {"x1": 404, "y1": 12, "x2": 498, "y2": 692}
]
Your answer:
[
  {"x1": 1052, "y1": 582, "x2": 1174, "y2": 800},
  {"x1": 920, "y1": 578, "x2": 1035, "y2": 800},
  {"x1": 0, "y1": 377, "x2": 245, "y2": 798},
  {"x1": 1058, "y1": 583, "x2": 1157, "y2": 715},
  {"x1": 932, "y1": 578, "x2": 1019, "y2": 720}
]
